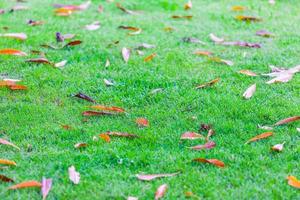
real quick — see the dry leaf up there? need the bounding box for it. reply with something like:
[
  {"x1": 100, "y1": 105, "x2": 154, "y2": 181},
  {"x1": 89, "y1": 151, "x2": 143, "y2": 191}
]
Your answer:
[
  {"x1": 235, "y1": 15, "x2": 262, "y2": 22},
  {"x1": 105, "y1": 59, "x2": 110, "y2": 68},
  {"x1": 28, "y1": 19, "x2": 44, "y2": 26},
  {"x1": 103, "y1": 131, "x2": 138, "y2": 138},
  {"x1": 0, "y1": 33, "x2": 27, "y2": 41},
  {"x1": 99, "y1": 134, "x2": 111, "y2": 142},
  {"x1": 193, "y1": 50, "x2": 212, "y2": 56},
  {"x1": 209, "y1": 33, "x2": 224, "y2": 43},
  {"x1": 189, "y1": 141, "x2": 216, "y2": 150},
  {"x1": 208, "y1": 57, "x2": 234, "y2": 66},
  {"x1": 164, "y1": 27, "x2": 175, "y2": 32},
  {"x1": 155, "y1": 184, "x2": 168, "y2": 200},
  {"x1": 258, "y1": 125, "x2": 273, "y2": 130},
  {"x1": 256, "y1": 30, "x2": 273, "y2": 38},
  {"x1": 144, "y1": 53, "x2": 156, "y2": 62},
  {"x1": 238, "y1": 70, "x2": 257, "y2": 77},
  {"x1": 41, "y1": 178, "x2": 52, "y2": 200},
  {"x1": 184, "y1": 0, "x2": 192, "y2": 10},
  {"x1": 136, "y1": 118, "x2": 149, "y2": 127},
  {"x1": 85, "y1": 21, "x2": 101, "y2": 31},
  {"x1": 180, "y1": 132, "x2": 204, "y2": 140},
  {"x1": 136, "y1": 172, "x2": 180, "y2": 181},
  {"x1": 73, "y1": 92, "x2": 95, "y2": 103},
  {"x1": 182, "y1": 37, "x2": 206, "y2": 45},
  {"x1": 193, "y1": 158, "x2": 225, "y2": 168},
  {"x1": 65, "y1": 40, "x2": 82, "y2": 47},
  {"x1": 231, "y1": 6, "x2": 246, "y2": 11},
  {"x1": 90, "y1": 105, "x2": 125, "y2": 113},
  {"x1": 74, "y1": 143, "x2": 87, "y2": 149},
  {"x1": 0, "y1": 49, "x2": 27, "y2": 56},
  {"x1": 135, "y1": 43, "x2": 156, "y2": 50},
  {"x1": 287, "y1": 176, "x2": 300, "y2": 189},
  {"x1": 271, "y1": 142, "x2": 284, "y2": 152},
  {"x1": 0, "y1": 138, "x2": 20, "y2": 150},
  {"x1": 104, "y1": 79, "x2": 114, "y2": 86},
  {"x1": 116, "y1": 3, "x2": 137, "y2": 15},
  {"x1": 54, "y1": 60, "x2": 67, "y2": 68},
  {"x1": 10, "y1": 5, "x2": 29, "y2": 12},
  {"x1": 0, "y1": 159, "x2": 16, "y2": 166},
  {"x1": 243, "y1": 84, "x2": 256, "y2": 99},
  {"x1": 55, "y1": 8, "x2": 73, "y2": 16},
  {"x1": 172, "y1": 15, "x2": 193, "y2": 19},
  {"x1": 8, "y1": 85, "x2": 27, "y2": 90},
  {"x1": 0, "y1": 174, "x2": 14, "y2": 182},
  {"x1": 245, "y1": 132, "x2": 273, "y2": 144},
  {"x1": 68, "y1": 166, "x2": 80, "y2": 184},
  {"x1": 127, "y1": 197, "x2": 138, "y2": 200},
  {"x1": 274, "y1": 116, "x2": 300, "y2": 126},
  {"x1": 222, "y1": 41, "x2": 261, "y2": 48},
  {"x1": 9, "y1": 181, "x2": 42, "y2": 190},
  {"x1": 297, "y1": 128, "x2": 300, "y2": 132},
  {"x1": 82, "y1": 111, "x2": 114, "y2": 116},
  {"x1": 26, "y1": 58, "x2": 51, "y2": 65},
  {"x1": 195, "y1": 78, "x2": 220, "y2": 89},
  {"x1": 122, "y1": 47, "x2": 130, "y2": 63},
  {"x1": 206, "y1": 129, "x2": 215, "y2": 141}
]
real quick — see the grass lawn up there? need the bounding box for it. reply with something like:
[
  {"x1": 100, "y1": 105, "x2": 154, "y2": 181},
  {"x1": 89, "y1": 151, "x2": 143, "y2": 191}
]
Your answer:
[{"x1": 0, "y1": 0, "x2": 300, "y2": 199}]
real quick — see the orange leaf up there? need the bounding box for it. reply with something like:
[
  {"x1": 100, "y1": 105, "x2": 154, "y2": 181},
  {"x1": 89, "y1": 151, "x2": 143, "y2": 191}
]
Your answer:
[
  {"x1": 180, "y1": 132, "x2": 204, "y2": 140},
  {"x1": 193, "y1": 158, "x2": 225, "y2": 168},
  {"x1": 193, "y1": 51, "x2": 212, "y2": 56},
  {"x1": 74, "y1": 143, "x2": 87, "y2": 149},
  {"x1": 0, "y1": 159, "x2": 16, "y2": 166},
  {"x1": 287, "y1": 176, "x2": 300, "y2": 189},
  {"x1": 0, "y1": 49, "x2": 27, "y2": 56},
  {"x1": 144, "y1": 53, "x2": 157, "y2": 62},
  {"x1": 231, "y1": 6, "x2": 246, "y2": 11},
  {"x1": 195, "y1": 78, "x2": 220, "y2": 89},
  {"x1": 238, "y1": 70, "x2": 257, "y2": 77},
  {"x1": 245, "y1": 132, "x2": 273, "y2": 144},
  {"x1": 155, "y1": 184, "x2": 168, "y2": 200},
  {"x1": 136, "y1": 118, "x2": 149, "y2": 127},
  {"x1": 99, "y1": 134, "x2": 111, "y2": 143},
  {"x1": 65, "y1": 40, "x2": 82, "y2": 47},
  {"x1": 55, "y1": 8, "x2": 73, "y2": 16},
  {"x1": 274, "y1": 116, "x2": 300, "y2": 126},
  {"x1": 8, "y1": 180, "x2": 41, "y2": 190},
  {"x1": 90, "y1": 105, "x2": 125, "y2": 113},
  {"x1": 8, "y1": 85, "x2": 27, "y2": 90}
]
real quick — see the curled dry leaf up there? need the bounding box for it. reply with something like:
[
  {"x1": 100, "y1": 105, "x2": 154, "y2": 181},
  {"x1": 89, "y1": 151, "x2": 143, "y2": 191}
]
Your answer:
[
  {"x1": 231, "y1": 6, "x2": 246, "y2": 11},
  {"x1": 266, "y1": 73, "x2": 294, "y2": 84},
  {"x1": 73, "y1": 92, "x2": 95, "y2": 103},
  {"x1": 99, "y1": 134, "x2": 111, "y2": 142},
  {"x1": 0, "y1": 49, "x2": 27, "y2": 56},
  {"x1": 184, "y1": 0, "x2": 192, "y2": 10},
  {"x1": 85, "y1": 21, "x2": 101, "y2": 31},
  {"x1": 0, "y1": 33, "x2": 27, "y2": 41},
  {"x1": 195, "y1": 78, "x2": 220, "y2": 89},
  {"x1": 136, "y1": 172, "x2": 180, "y2": 181},
  {"x1": 136, "y1": 118, "x2": 149, "y2": 127},
  {"x1": 0, "y1": 174, "x2": 14, "y2": 182},
  {"x1": 193, "y1": 158, "x2": 225, "y2": 168},
  {"x1": 74, "y1": 143, "x2": 87, "y2": 149},
  {"x1": 116, "y1": 3, "x2": 138, "y2": 15},
  {"x1": 271, "y1": 142, "x2": 284, "y2": 152},
  {"x1": 9, "y1": 181, "x2": 42, "y2": 190},
  {"x1": 274, "y1": 116, "x2": 300, "y2": 126},
  {"x1": 189, "y1": 141, "x2": 216, "y2": 150},
  {"x1": 287, "y1": 176, "x2": 300, "y2": 189},
  {"x1": 235, "y1": 15, "x2": 262, "y2": 22},
  {"x1": 0, "y1": 138, "x2": 20, "y2": 150},
  {"x1": 90, "y1": 105, "x2": 125, "y2": 113},
  {"x1": 0, "y1": 159, "x2": 16, "y2": 166},
  {"x1": 103, "y1": 131, "x2": 138, "y2": 138},
  {"x1": 122, "y1": 47, "x2": 130, "y2": 63},
  {"x1": 243, "y1": 84, "x2": 256, "y2": 99},
  {"x1": 209, "y1": 33, "x2": 224, "y2": 43},
  {"x1": 82, "y1": 111, "x2": 114, "y2": 116},
  {"x1": 245, "y1": 132, "x2": 273, "y2": 144},
  {"x1": 144, "y1": 53, "x2": 156, "y2": 62},
  {"x1": 209, "y1": 57, "x2": 234, "y2": 66},
  {"x1": 155, "y1": 184, "x2": 168, "y2": 200},
  {"x1": 68, "y1": 166, "x2": 80, "y2": 184},
  {"x1": 256, "y1": 30, "x2": 273, "y2": 38},
  {"x1": 41, "y1": 178, "x2": 52, "y2": 200},
  {"x1": 172, "y1": 15, "x2": 193, "y2": 19},
  {"x1": 54, "y1": 60, "x2": 67, "y2": 68},
  {"x1": 180, "y1": 132, "x2": 204, "y2": 140},
  {"x1": 238, "y1": 70, "x2": 257, "y2": 77}
]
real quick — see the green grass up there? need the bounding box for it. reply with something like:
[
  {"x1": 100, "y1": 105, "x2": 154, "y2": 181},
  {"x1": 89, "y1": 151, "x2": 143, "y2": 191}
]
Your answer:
[{"x1": 0, "y1": 0, "x2": 300, "y2": 199}]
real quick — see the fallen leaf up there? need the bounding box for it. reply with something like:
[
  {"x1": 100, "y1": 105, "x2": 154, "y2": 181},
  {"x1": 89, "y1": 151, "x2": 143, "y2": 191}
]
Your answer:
[
  {"x1": 103, "y1": 131, "x2": 138, "y2": 138},
  {"x1": 90, "y1": 105, "x2": 125, "y2": 113},
  {"x1": 182, "y1": 37, "x2": 206, "y2": 45},
  {"x1": 85, "y1": 21, "x2": 101, "y2": 31},
  {"x1": 209, "y1": 33, "x2": 224, "y2": 43},
  {"x1": 266, "y1": 73, "x2": 294, "y2": 84},
  {"x1": 0, "y1": 174, "x2": 14, "y2": 182},
  {"x1": 73, "y1": 92, "x2": 96, "y2": 103},
  {"x1": 61, "y1": 125, "x2": 72, "y2": 130},
  {"x1": 26, "y1": 58, "x2": 51, "y2": 65},
  {"x1": 195, "y1": 78, "x2": 220, "y2": 89},
  {"x1": 144, "y1": 53, "x2": 156, "y2": 62},
  {"x1": 54, "y1": 60, "x2": 67, "y2": 68},
  {"x1": 68, "y1": 166, "x2": 80, "y2": 184},
  {"x1": 243, "y1": 84, "x2": 256, "y2": 99},
  {"x1": 164, "y1": 27, "x2": 175, "y2": 32},
  {"x1": 99, "y1": 134, "x2": 111, "y2": 142},
  {"x1": 116, "y1": 3, "x2": 138, "y2": 15},
  {"x1": 105, "y1": 59, "x2": 110, "y2": 68},
  {"x1": 193, "y1": 158, "x2": 225, "y2": 168},
  {"x1": 287, "y1": 176, "x2": 300, "y2": 189},
  {"x1": 77, "y1": 1, "x2": 91, "y2": 10},
  {"x1": 221, "y1": 41, "x2": 261, "y2": 48},
  {"x1": 274, "y1": 116, "x2": 300, "y2": 126},
  {"x1": 0, "y1": 33, "x2": 27, "y2": 41},
  {"x1": 0, "y1": 159, "x2": 16, "y2": 166},
  {"x1": 256, "y1": 30, "x2": 273, "y2": 38},
  {"x1": 55, "y1": 7, "x2": 73, "y2": 16},
  {"x1": 258, "y1": 125, "x2": 273, "y2": 130},
  {"x1": 200, "y1": 123, "x2": 212, "y2": 131},
  {"x1": 127, "y1": 197, "x2": 138, "y2": 200},
  {"x1": 206, "y1": 129, "x2": 215, "y2": 141},
  {"x1": 63, "y1": 33, "x2": 76, "y2": 40},
  {"x1": 235, "y1": 15, "x2": 262, "y2": 22},
  {"x1": 104, "y1": 78, "x2": 114, "y2": 86},
  {"x1": 27, "y1": 19, "x2": 44, "y2": 26},
  {"x1": 0, "y1": 138, "x2": 20, "y2": 150},
  {"x1": 245, "y1": 132, "x2": 273, "y2": 144},
  {"x1": 82, "y1": 111, "x2": 114, "y2": 116},
  {"x1": 172, "y1": 15, "x2": 193, "y2": 19},
  {"x1": 10, "y1": 5, "x2": 29, "y2": 12},
  {"x1": 231, "y1": 6, "x2": 246, "y2": 11},
  {"x1": 136, "y1": 118, "x2": 149, "y2": 127},
  {"x1": 184, "y1": 0, "x2": 192, "y2": 10},
  {"x1": 269, "y1": 0, "x2": 276, "y2": 5},
  {"x1": 98, "y1": 5, "x2": 104, "y2": 13},
  {"x1": 41, "y1": 178, "x2": 52, "y2": 200},
  {"x1": 135, "y1": 43, "x2": 156, "y2": 50},
  {"x1": 128, "y1": 28, "x2": 142, "y2": 36},
  {"x1": 193, "y1": 50, "x2": 212, "y2": 56},
  {"x1": 238, "y1": 70, "x2": 257, "y2": 77},
  {"x1": 297, "y1": 128, "x2": 300, "y2": 132},
  {"x1": 0, "y1": 49, "x2": 27, "y2": 56},
  {"x1": 189, "y1": 141, "x2": 216, "y2": 150},
  {"x1": 9, "y1": 181, "x2": 41, "y2": 190},
  {"x1": 271, "y1": 142, "x2": 284, "y2": 152},
  {"x1": 122, "y1": 47, "x2": 130, "y2": 63},
  {"x1": 74, "y1": 143, "x2": 87, "y2": 149},
  {"x1": 8, "y1": 85, "x2": 27, "y2": 91},
  {"x1": 208, "y1": 57, "x2": 234, "y2": 66},
  {"x1": 180, "y1": 132, "x2": 204, "y2": 140},
  {"x1": 155, "y1": 184, "x2": 168, "y2": 200},
  {"x1": 64, "y1": 40, "x2": 82, "y2": 47},
  {"x1": 136, "y1": 172, "x2": 180, "y2": 181}
]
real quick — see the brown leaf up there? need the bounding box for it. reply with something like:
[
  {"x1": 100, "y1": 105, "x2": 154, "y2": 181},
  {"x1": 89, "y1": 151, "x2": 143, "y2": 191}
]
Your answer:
[
  {"x1": 0, "y1": 49, "x2": 27, "y2": 56},
  {"x1": 256, "y1": 30, "x2": 273, "y2": 38},
  {"x1": 155, "y1": 184, "x2": 168, "y2": 200},
  {"x1": 243, "y1": 84, "x2": 256, "y2": 99},
  {"x1": 222, "y1": 41, "x2": 261, "y2": 48},
  {"x1": 238, "y1": 70, "x2": 257, "y2": 77},
  {"x1": 82, "y1": 111, "x2": 114, "y2": 116},
  {"x1": 231, "y1": 6, "x2": 246, "y2": 11},
  {"x1": 103, "y1": 131, "x2": 138, "y2": 138},
  {"x1": 68, "y1": 165, "x2": 80, "y2": 184},
  {"x1": 41, "y1": 178, "x2": 52, "y2": 200},
  {"x1": 0, "y1": 33, "x2": 27, "y2": 41},
  {"x1": 271, "y1": 142, "x2": 284, "y2": 152},
  {"x1": 189, "y1": 141, "x2": 216, "y2": 150},
  {"x1": 164, "y1": 27, "x2": 175, "y2": 32},
  {"x1": 172, "y1": 15, "x2": 193, "y2": 19},
  {"x1": 8, "y1": 85, "x2": 27, "y2": 90},
  {"x1": 116, "y1": 3, "x2": 138, "y2": 15},
  {"x1": 122, "y1": 47, "x2": 130, "y2": 63},
  {"x1": 85, "y1": 21, "x2": 101, "y2": 31},
  {"x1": 235, "y1": 15, "x2": 262, "y2": 22},
  {"x1": 245, "y1": 132, "x2": 273, "y2": 144},
  {"x1": 206, "y1": 129, "x2": 215, "y2": 141},
  {"x1": 0, "y1": 174, "x2": 14, "y2": 182},
  {"x1": 200, "y1": 123, "x2": 212, "y2": 131},
  {"x1": 73, "y1": 92, "x2": 96, "y2": 103},
  {"x1": 180, "y1": 132, "x2": 204, "y2": 140},
  {"x1": 136, "y1": 118, "x2": 149, "y2": 127},
  {"x1": 0, "y1": 159, "x2": 16, "y2": 166},
  {"x1": 26, "y1": 58, "x2": 51, "y2": 65},
  {"x1": 74, "y1": 143, "x2": 87, "y2": 149},
  {"x1": 287, "y1": 176, "x2": 300, "y2": 189},
  {"x1": 28, "y1": 20, "x2": 44, "y2": 26},
  {"x1": 64, "y1": 40, "x2": 82, "y2": 47},
  {"x1": 144, "y1": 53, "x2": 156, "y2": 62},
  {"x1": 195, "y1": 78, "x2": 220, "y2": 89},
  {"x1": 90, "y1": 105, "x2": 125, "y2": 113},
  {"x1": 193, "y1": 50, "x2": 212, "y2": 56},
  {"x1": 184, "y1": 0, "x2": 192, "y2": 10},
  {"x1": 136, "y1": 172, "x2": 180, "y2": 181},
  {"x1": 0, "y1": 138, "x2": 20, "y2": 150},
  {"x1": 119, "y1": 26, "x2": 140, "y2": 31},
  {"x1": 193, "y1": 158, "x2": 225, "y2": 168},
  {"x1": 274, "y1": 116, "x2": 300, "y2": 126},
  {"x1": 8, "y1": 181, "x2": 41, "y2": 190},
  {"x1": 99, "y1": 134, "x2": 111, "y2": 142}
]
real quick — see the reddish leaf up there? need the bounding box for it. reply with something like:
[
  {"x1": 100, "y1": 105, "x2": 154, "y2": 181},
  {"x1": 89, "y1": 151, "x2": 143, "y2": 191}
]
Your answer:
[
  {"x1": 0, "y1": 159, "x2": 16, "y2": 166},
  {"x1": 136, "y1": 172, "x2": 180, "y2": 181},
  {"x1": 243, "y1": 84, "x2": 256, "y2": 99},
  {"x1": 144, "y1": 53, "x2": 156, "y2": 62},
  {"x1": 274, "y1": 116, "x2": 300, "y2": 126},
  {"x1": 235, "y1": 15, "x2": 262, "y2": 22},
  {"x1": 155, "y1": 184, "x2": 168, "y2": 200},
  {"x1": 0, "y1": 138, "x2": 20, "y2": 150},
  {"x1": 68, "y1": 166, "x2": 80, "y2": 184},
  {"x1": 238, "y1": 70, "x2": 257, "y2": 77},
  {"x1": 193, "y1": 158, "x2": 225, "y2": 168},
  {"x1": 9, "y1": 181, "x2": 42, "y2": 190},
  {"x1": 74, "y1": 143, "x2": 87, "y2": 149},
  {"x1": 65, "y1": 40, "x2": 82, "y2": 47},
  {"x1": 90, "y1": 105, "x2": 125, "y2": 113},
  {"x1": 0, "y1": 49, "x2": 27, "y2": 56},
  {"x1": 287, "y1": 176, "x2": 300, "y2": 189},
  {"x1": 0, "y1": 174, "x2": 14, "y2": 182},
  {"x1": 122, "y1": 47, "x2": 130, "y2": 63},
  {"x1": 41, "y1": 178, "x2": 52, "y2": 200},
  {"x1": 73, "y1": 92, "x2": 96, "y2": 103},
  {"x1": 103, "y1": 131, "x2": 138, "y2": 138},
  {"x1": 0, "y1": 33, "x2": 27, "y2": 40},
  {"x1": 189, "y1": 141, "x2": 216, "y2": 151},
  {"x1": 99, "y1": 134, "x2": 111, "y2": 143},
  {"x1": 195, "y1": 78, "x2": 220, "y2": 89},
  {"x1": 136, "y1": 118, "x2": 149, "y2": 127},
  {"x1": 8, "y1": 85, "x2": 27, "y2": 90},
  {"x1": 180, "y1": 132, "x2": 204, "y2": 140},
  {"x1": 82, "y1": 111, "x2": 114, "y2": 116},
  {"x1": 245, "y1": 132, "x2": 273, "y2": 144}
]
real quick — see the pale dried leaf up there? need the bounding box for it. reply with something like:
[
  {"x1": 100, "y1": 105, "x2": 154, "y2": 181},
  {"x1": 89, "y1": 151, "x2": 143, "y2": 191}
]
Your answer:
[
  {"x1": 68, "y1": 166, "x2": 80, "y2": 184},
  {"x1": 243, "y1": 84, "x2": 256, "y2": 99}
]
